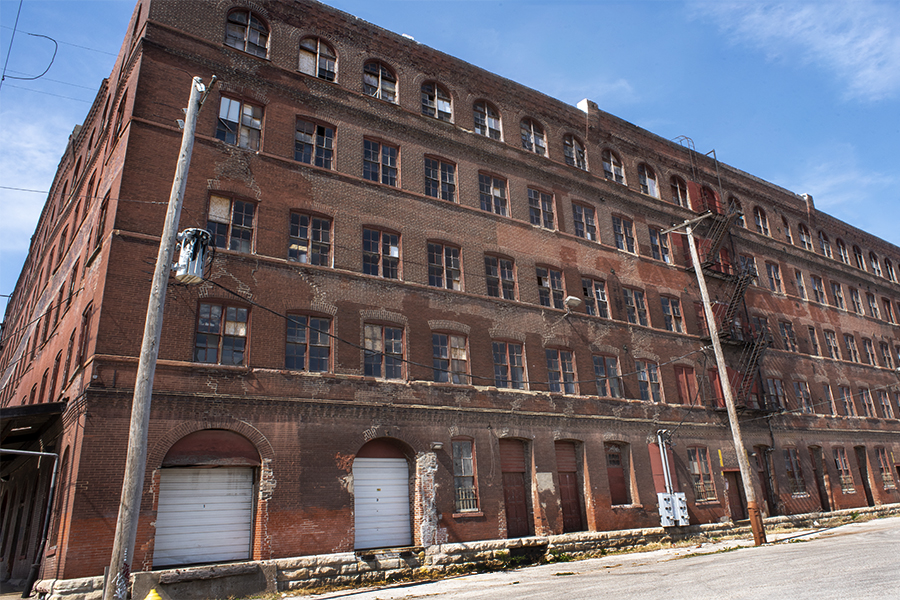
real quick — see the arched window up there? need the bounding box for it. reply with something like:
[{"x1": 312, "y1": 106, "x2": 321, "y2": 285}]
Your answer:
[
  {"x1": 420, "y1": 82, "x2": 451, "y2": 121},
  {"x1": 601, "y1": 149, "x2": 624, "y2": 183},
  {"x1": 853, "y1": 245, "x2": 865, "y2": 270},
  {"x1": 670, "y1": 176, "x2": 688, "y2": 207},
  {"x1": 520, "y1": 118, "x2": 546, "y2": 155},
  {"x1": 637, "y1": 164, "x2": 658, "y2": 197},
  {"x1": 797, "y1": 223, "x2": 812, "y2": 249},
  {"x1": 729, "y1": 197, "x2": 745, "y2": 227},
  {"x1": 836, "y1": 239, "x2": 850, "y2": 264},
  {"x1": 563, "y1": 135, "x2": 586, "y2": 170},
  {"x1": 299, "y1": 37, "x2": 336, "y2": 81},
  {"x1": 884, "y1": 258, "x2": 896, "y2": 282},
  {"x1": 699, "y1": 185, "x2": 719, "y2": 213},
  {"x1": 818, "y1": 231, "x2": 832, "y2": 258},
  {"x1": 49, "y1": 351, "x2": 61, "y2": 402},
  {"x1": 39, "y1": 369, "x2": 49, "y2": 403},
  {"x1": 870, "y1": 252, "x2": 883, "y2": 277},
  {"x1": 753, "y1": 207, "x2": 769, "y2": 236},
  {"x1": 362, "y1": 60, "x2": 397, "y2": 102},
  {"x1": 473, "y1": 100, "x2": 501, "y2": 140},
  {"x1": 225, "y1": 9, "x2": 269, "y2": 58},
  {"x1": 781, "y1": 216, "x2": 792, "y2": 243}
]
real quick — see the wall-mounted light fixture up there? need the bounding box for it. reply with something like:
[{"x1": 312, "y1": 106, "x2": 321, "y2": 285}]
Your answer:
[{"x1": 431, "y1": 442, "x2": 444, "y2": 451}]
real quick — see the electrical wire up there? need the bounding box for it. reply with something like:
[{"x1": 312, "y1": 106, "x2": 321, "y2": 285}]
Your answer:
[
  {"x1": 1, "y1": 83, "x2": 90, "y2": 103},
  {"x1": 0, "y1": 24, "x2": 116, "y2": 56},
  {"x1": 0, "y1": 0, "x2": 24, "y2": 93},
  {"x1": 2, "y1": 33, "x2": 57, "y2": 81}
]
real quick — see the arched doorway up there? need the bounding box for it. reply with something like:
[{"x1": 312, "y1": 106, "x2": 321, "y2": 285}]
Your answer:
[
  {"x1": 153, "y1": 430, "x2": 260, "y2": 567},
  {"x1": 353, "y1": 438, "x2": 412, "y2": 549}
]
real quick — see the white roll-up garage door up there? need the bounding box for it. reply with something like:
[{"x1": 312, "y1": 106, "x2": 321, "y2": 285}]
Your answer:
[
  {"x1": 353, "y1": 457, "x2": 411, "y2": 549},
  {"x1": 153, "y1": 467, "x2": 253, "y2": 567}
]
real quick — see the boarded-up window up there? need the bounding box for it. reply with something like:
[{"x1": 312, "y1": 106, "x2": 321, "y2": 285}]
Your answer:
[
  {"x1": 555, "y1": 442, "x2": 584, "y2": 532},
  {"x1": 606, "y1": 443, "x2": 631, "y2": 505}
]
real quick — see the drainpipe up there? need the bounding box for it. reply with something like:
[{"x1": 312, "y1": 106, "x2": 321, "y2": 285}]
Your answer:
[{"x1": 0, "y1": 448, "x2": 59, "y2": 598}]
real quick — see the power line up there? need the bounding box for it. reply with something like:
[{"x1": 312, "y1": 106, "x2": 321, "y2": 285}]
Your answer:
[
  {"x1": 4, "y1": 69, "x2": 97, "y2": 90},
  {"x1": 0, "y1": 25, "x2": 117, "y2": 57},
  {"x1": 0, "y1": 186, "x2": 48, "y2": 194},
  {"x1": 2, "y1": 83, "x2": 91, "y2": 103},
  {"x1": 0, "y1": 0, "x2": 25, "y2": 93},
  {"x1": 1, "y1": 33, "x2": 57, "y2": 82}
]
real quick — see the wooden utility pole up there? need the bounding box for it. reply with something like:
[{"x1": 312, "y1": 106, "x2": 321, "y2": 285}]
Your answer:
[
  {"x1": 103, "y1": 76, "x2": 212, "y2": 600},
  {"x1": 665, "y1": 214, "x2": 767, "y2": 546}
]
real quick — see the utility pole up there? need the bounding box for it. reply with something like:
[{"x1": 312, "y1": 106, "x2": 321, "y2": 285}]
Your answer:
[
  {"x1": 664, "y1": 214, "x2": 767, "y2": 546},
  {"x1": 103, "y1": 76, "x2": 214, "y2": 600}
]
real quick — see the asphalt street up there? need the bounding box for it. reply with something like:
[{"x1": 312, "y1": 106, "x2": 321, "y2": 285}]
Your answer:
[{"x1": 301, "y1": 516, "x2": 900, "y2": 600}]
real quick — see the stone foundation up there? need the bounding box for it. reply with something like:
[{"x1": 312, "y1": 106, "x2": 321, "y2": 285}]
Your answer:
[{"x1": 34, "y1": 504, "x2": 900, "y2": 599}]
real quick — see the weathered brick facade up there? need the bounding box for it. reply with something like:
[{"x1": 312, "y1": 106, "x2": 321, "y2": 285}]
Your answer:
[{"x1": 2, "y1": 0, "x2": 899, "y2": 585}]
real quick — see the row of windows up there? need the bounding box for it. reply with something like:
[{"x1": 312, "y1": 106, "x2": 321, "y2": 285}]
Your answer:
[
  {"x1": 215, "y1": 101, "x2": 900, "y2": 333},
  {"x1": 787, "y1": 446, "x2": 897, "y2": 497},
  {"x1": 446, "y1": 437, "x2": 895, "y2": 514},
  {"x1": 192, "y1": 300, "x2": 680, "y2": 401},
  {"x1": 741, "y1": 253, "x2": 900, "y2": 327},
  {"x1": 750, "y1": 207, "x2": 897, "y2": 282},
  {"x1": 207, "y1": 197, "x2": 900, "y2": 355},
  {"x1": 734, "y1": 311, "x2": 900, "y2": 372},
  {"x1": 14, "y1": 302, "x2": 93, "y2": 408},
  {"x1": 192, "y1": 301, "x2": 900, "y2": 420},
  {"x1": 222, "y1": 8, "x2": 900, "y2": 282},
  {"x1": 208, "y1": 205, "x2": 685, "y2": 326}
]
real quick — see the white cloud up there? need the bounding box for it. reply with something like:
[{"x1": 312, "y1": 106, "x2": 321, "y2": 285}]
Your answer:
[
  {"x1": 783, "y1": 143, "x2": 895, "y2": 209},
  {"x1": 694, "y1": 1, "x2": 900, "y2": 102},
  {"x1": 0, "y1": 115, "x2": 70, "y2": 256}
]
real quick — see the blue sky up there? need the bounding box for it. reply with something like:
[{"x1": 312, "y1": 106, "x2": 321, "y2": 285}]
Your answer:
[{"x1": 2, "y1": 0, "x2": 899, "y2": 317}]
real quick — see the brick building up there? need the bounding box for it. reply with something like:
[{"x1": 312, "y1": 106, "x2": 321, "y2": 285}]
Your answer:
[{"x1": 2, "y1": 0, "x2": 899, "y2": 585}]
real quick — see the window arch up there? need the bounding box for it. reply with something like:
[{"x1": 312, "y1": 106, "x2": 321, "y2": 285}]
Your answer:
[
  {"x1": 670, "y1": 176, "x2": 688, "y2": 207},
  {"x1": 753, "y1": 207, "x2": 769, "y2": 236},
  {"x1": 362, "y1": 60, "x2": 397, "y2": 102},
  {"x1": 601, "y1": 149, "x2": 624, "y2": 183},
  {"x1": 884, "y1": 258, "x2": 896, "y2": 282},
  {"x1": 421, "y1": 82, "x2": 452, "y2": 121},
  {"x1": 729, "y1": 197, "x2": 745, "y2": 227},
  {"x1": 563, "y1": 134, "x2": 586, "y2": 170},
  {"x1": 699, "y1": 185, "x2": 720, "y2": 213},
  {"x1": 638, "y1": 164, "x2": 658, "y2": 197},
  {"x1": 818, "y1": 231, "x2": 832, "y2": 258},
  {"x1": 853, "y1": 245, "x2": 865, "y2": 270},
  {"x1": 797, "y1": 223, "x2": 812, "y2": 250},
  {"x1": 473, "y1": 100, "x2": 501, "y2": 140},
  {"x1": 224, "y1": 9, "x2": 269, "y2": 58},
  {"x1": 781, "y1": 216, "x2": 792, "y2": 243},
  {"x1": 299, "y1": 37, "x2": 336, "y2": 81},
  {"x1": 836, "y1": 239, "x2": 850, "y2": 264},
  {"x1": 520, "y1": 118, "x2": 546, "y2": 155},
  {"x1": 869, "y1": 252, "x2": 883, "y2": 277}
]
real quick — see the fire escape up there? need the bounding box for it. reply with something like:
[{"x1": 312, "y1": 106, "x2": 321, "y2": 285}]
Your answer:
[{"x1": 679, "y1": 150, "x2": 779, "y2": 414}]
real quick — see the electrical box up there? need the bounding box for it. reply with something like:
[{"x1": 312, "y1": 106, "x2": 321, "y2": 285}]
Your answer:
[
  {"x1": 173, "y1": 228, "x2": 210, "y2": 284},
  {"x1": 658, "y1": 492, "x2": 690, "y2": 527}
]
